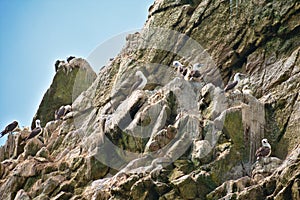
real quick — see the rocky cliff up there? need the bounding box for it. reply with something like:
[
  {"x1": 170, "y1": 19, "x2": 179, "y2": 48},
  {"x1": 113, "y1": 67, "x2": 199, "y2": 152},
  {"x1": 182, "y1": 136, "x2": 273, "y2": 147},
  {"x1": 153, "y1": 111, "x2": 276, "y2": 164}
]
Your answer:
[{"x1": 0, "y1": 0, "x2": 299, "y2": 199}]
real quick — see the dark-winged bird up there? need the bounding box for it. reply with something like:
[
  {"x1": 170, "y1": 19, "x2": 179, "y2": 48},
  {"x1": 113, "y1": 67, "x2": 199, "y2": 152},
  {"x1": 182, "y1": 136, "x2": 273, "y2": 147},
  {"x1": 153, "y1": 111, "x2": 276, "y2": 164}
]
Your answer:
[
  {"x1": 26, "y1": 119, "x2": 42, "y2": 141},
  {"x1": 1, "y1": 121, "x2": 19, "y2": 138},
  {"x1": 224, "y1": 72, "x2": 243, "y2": 92},
  {"x1": 255, "y1": 138, "x2": 271, "y2": 160},
  {"x1": 55, "y1": 105, "x2": 72, "y2": 120},
  {"x1": 67, "y1": 56, "x2": 76, "y2": 63}
]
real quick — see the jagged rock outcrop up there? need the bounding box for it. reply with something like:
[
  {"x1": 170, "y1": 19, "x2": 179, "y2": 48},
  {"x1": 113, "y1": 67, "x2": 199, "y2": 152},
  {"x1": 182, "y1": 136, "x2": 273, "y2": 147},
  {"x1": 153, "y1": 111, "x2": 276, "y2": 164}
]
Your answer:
[
  {"x1": 207, "y1": 145, "x2": 300, "y2": 200},
  {"x1": 0, "y1": 0, "x2": 299, "y2": 200},
  {"x1": 31, "y1": 58, "x2": 97, "y2": 128}
]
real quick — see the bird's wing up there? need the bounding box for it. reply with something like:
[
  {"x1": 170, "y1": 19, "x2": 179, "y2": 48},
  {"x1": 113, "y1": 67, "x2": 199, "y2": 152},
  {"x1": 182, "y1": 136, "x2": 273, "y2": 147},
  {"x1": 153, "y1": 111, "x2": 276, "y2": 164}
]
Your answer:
[
  {"x1": 57, "y1": 107, "x2": 66, "y2": 119},
  {"x1": 26, "y1": 127, "x2": 42, "y2": 140},
  {"x1": 255, "y1": 146, "x2": 270, "y2": 157},
  {"x1": 224, "y1": 81, "x2": 238, "y2": 91},
  {"x1": 7, "y1": 122, "x2": 18, "y2": 132}
]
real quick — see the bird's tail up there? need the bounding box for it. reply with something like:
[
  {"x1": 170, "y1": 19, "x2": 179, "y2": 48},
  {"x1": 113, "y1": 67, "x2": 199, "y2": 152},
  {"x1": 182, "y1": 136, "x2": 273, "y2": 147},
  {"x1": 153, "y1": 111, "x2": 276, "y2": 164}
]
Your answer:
[{"x1": 0, "y1": 130, "x2": 6, "y2": 138}]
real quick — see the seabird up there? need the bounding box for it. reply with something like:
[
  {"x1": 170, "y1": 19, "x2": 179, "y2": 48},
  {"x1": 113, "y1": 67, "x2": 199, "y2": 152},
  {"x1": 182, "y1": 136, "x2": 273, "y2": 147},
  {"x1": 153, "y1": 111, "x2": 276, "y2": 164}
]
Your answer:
[
  {"x1": 188, "y1": 63, "x2": 205, "y2": 81},
  {"x1": 173, "y1": 61, "x2": 184, "y2": 68},
  {"x1": 55, "y1": 60, "x2": 60, "y2": 72},
  {"x1": 1, "y1": 121, "x2": 19, "y2": 138},
  {"x1": 26, "y1": 119, "x2": 43, "y2": 141},
  {"x1": 67, "y1": 56, "x2": 76, "y2": 63},
  {"x1": 55, "y1": 105, "x2": 72, "y2": 120},
  {"x1": 129, "y1": 71, "x2": 147, "y2": 94},
  {"x1": 224, "y1": 73, "x2": 244, "y2": 92},
  {"x1": 255, "y1": 138, "x2": 271, "y2": 160},
  {"x1": 54, "y1": 60, "x2": 66, "y2": 72},
  {"x1": 173, "y1": 61, "x2": 185, "y2": 74}
]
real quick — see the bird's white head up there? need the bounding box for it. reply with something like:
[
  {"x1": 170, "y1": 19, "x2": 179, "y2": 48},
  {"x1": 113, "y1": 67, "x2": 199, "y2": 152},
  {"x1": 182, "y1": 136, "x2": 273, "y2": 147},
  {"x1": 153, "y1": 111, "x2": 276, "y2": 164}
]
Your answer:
[
  {"x1": 173, "y1": 61, "x2": 183, "y2": 67},
  {"x1": 262, "y1": 138, "x2": 271, "y2": 148},
  {"x1": 35, "y1": 119, "x2": 41, "y2": 128},
  {"x1": 64, "y1": 105, "x2": 72, "y2": 112},
  {"x1": 233, "y1": 73, "x2": 243, "y2": 82}
]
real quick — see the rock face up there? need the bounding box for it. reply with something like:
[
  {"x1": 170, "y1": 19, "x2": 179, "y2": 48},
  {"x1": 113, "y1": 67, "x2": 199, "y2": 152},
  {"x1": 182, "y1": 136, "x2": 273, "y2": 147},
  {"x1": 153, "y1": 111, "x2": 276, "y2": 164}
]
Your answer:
[
  {"x1": 31, "y1": 58, "x2": 97, "y2": 128},
  {"x1": 1, "y1": 0, "x2": 300, "y2": 200}
]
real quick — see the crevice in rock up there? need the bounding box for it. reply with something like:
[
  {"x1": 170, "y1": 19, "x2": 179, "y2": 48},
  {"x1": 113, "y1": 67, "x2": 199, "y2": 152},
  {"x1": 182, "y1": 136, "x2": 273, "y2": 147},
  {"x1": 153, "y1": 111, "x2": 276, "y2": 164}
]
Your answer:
[
  {"x1": 129, "y1": 97, "x2": 145, "y2": 120},
  {"x1": 278, "y1": 24, "x2": 300, "y2": 41},
  {"x1": 166, "y1": 91, "x2": 178, "y2": 126},
  {"x1": 276, "y1": 92, "x2": 299, "y2": 142}
]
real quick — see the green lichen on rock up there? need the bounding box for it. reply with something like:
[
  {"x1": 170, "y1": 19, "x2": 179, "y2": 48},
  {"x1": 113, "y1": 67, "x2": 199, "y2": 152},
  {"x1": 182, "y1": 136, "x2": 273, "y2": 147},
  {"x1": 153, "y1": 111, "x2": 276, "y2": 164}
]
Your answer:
[
  {"x1": 209, "y1": 108, "x2": 248, "y2": 184},
  {"x1": 32, "y1": 58, "x2": 96, "y2": 128}
]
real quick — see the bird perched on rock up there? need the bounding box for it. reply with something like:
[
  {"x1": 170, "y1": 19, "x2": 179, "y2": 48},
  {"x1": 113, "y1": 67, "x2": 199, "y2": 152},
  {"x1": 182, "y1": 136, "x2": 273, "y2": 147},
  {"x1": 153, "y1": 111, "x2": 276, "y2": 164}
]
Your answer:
[
  {"x1": 224, "y1": 73, "x2": 244, "y2": 92},
  {"x1": 187, "y1": 63, "x2": 204, "y2": 82},
  {"x1": 1, "y1": 121, "x2": 20, "y2": 138},
  {"x1": 67, "y1": 56, "x2": 76, "y2": 63},
  {"x1": 55, "y1": 105, "x2": 72, "y2": 120},
  {"x1": 54, "y1": 60, "x2": 66, "y2": 72},
  {"x1": 173, "y1": 61, "x2": 184, "y2": 68},
  {"x1": 129, "y1": 70, "x2": 147, "y2": 94},
  {"x1": 255, "y1": 138, "x2": 271, "y2": 160},
  {"x1": 25, "y1": 119, "x2": 43, "y2": 141},
  {"x1": 173, "y1": 61, "x2": 189, "y2": 77}
]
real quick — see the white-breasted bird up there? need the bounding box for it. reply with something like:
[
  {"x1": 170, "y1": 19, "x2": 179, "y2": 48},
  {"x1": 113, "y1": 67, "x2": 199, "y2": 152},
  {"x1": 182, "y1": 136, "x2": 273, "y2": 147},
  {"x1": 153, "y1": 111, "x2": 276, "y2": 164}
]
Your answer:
[{"x1": 255, "y1": 138, "x2": 271, "y2": 160}]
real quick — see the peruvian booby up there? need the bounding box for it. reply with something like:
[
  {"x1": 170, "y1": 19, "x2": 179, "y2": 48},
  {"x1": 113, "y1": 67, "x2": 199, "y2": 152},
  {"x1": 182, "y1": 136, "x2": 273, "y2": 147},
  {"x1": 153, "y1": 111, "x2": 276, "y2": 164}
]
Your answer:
[
  {"x1": 26, "y1": 119, "x2": 42, "y2": 141},
  {"x1": 255, "y1": 138, "x2": 271, "y2": 160},
  {"x1": 67, "y1": 56, "x2": 76, "y2": 63},
  {"x1": 55, "y1": 60, "x2": 60, "y2": 72},
  {"x1": 129, "y1": 71, "x2": 147, "y2": 94},
  {"x1": 224, "y1": 73, "x2": 244, "y2": 92},
  {"x1": 55, "y1": 105, "x2": 72, "y2": 120},
  {"x1": 54, "y1": 60, "x2": 66, "y2": 72},
  {"x1": 173, "y1": 61, "x2": 185, "y2": 75},
  {"x1": 187, "y1": 63, "x2": 204, "y2": 81},
  {"x1": 1, "y1": 121, "x2": 19, "y2": 138},
  {"x1": 173, "y1": 61, "x2": 184, "y2": 68}
]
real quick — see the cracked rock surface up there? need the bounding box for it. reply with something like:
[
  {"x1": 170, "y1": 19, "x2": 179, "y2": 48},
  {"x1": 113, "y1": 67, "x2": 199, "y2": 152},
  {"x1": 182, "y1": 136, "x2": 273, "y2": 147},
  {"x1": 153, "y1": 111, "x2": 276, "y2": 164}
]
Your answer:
[{"x1": 0, "y1": 0, "x2": 299, "y2": 199}]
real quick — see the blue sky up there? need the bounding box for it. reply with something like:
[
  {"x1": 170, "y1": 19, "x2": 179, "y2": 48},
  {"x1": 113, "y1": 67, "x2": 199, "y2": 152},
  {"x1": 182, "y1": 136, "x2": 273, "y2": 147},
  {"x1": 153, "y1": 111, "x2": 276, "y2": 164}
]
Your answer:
[{"x1": 0, "y1": 0, "x2": 153, "y2": 145}]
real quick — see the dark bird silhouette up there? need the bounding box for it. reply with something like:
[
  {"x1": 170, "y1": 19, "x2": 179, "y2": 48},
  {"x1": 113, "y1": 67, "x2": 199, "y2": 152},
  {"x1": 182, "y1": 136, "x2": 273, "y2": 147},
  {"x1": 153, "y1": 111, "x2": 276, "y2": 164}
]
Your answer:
[
  {"x1": 1, "y1": 121, "x2": 19, "y2": 138},
  {"x1": 55, "y1": 105, "x2": 72, "y2": 120},
  {"x1": 182, "y1": 68, "x2": 188, "y2": 77},
  {"x1": 67, "y1": 56, "x2": 76, "y2": 63},
  {"x1": 255, "y1": 138, "x2": 271, "y2": 160},
  {"x1": 224, "y1": 73, "x2": 243, "y2": 92},
  {"x1": 54, "y1": 60, "x2": 66, "y2": 72},
  {"x1": 55, "y1": 60, "x2": 60, "y2": 72},
  {"x1": 26, "y1": 119, "x2": 42, "y2": 141}
]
